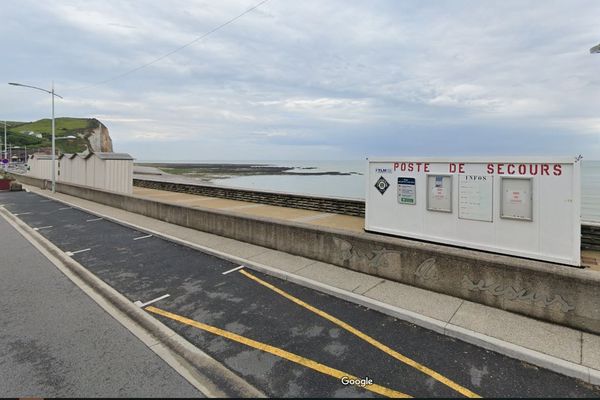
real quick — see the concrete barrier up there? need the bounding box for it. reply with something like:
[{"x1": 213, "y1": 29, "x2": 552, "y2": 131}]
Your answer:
[{"x1": 13, "y1": 174, "x2": 600, "y2": 335}]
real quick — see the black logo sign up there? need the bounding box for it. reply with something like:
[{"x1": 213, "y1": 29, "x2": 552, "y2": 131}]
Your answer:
[{"x1": 375, "y1": 176, "x2": 390, "y2": 195}]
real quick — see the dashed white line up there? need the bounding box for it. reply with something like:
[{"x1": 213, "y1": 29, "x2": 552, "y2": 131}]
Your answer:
[
  {"x1": 33, "y1": 225, "x2": 53, "y2": 231},
  {"x1": 40, "y1": 199, "x2": 53, "y2": 202},
  {"x1": 134, "y1": 294, "x2": 170, "y2": 308},
  {"x1": 86, "y1": 217, "x2": 103, "y2": 222},
  {"x1": 58, "y1": 207, "x2": 72, "y2": 210},
  {"x1": 65, "y1": 248, "x2": 91, "y2": 257},
  {"x1": 13, "y1": 212, "x2": 32, "y2": 216},
  {"x1": 222, "y1": 265, "x2": 245, "y2": 275},
  {"x1": 0, "y1": 203, "x2": 14, "y2": 207},
  {"x1": 133, "y1": 234, "x2": 153, "y2": 241}
]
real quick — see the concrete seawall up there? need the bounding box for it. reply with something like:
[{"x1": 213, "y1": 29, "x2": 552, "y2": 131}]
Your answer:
[
  {"x1": 14, "y1": 174, "x2": 600, "y2": 335},
  {"x1": 133, "y1": 178, "x2": 600, "y2": 250},
  {"x1": 133, "y1": 178, "x2": 365, "y2": 217}
]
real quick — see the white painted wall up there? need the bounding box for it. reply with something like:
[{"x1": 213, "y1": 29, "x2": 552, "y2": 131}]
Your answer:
[{"x1": 366, "y1": 157, "x2": 581, "y2": 266}]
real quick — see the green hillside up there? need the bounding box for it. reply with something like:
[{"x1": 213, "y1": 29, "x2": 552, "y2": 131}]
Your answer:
[{"x1": 3, "y1": 117, "x2": 99, "y2": 154}]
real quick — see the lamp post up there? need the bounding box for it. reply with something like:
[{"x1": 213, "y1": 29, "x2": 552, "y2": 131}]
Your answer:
[
  {"x1": 8, "y1": 82, "x2": 63, "y2": 192},
  {"x1": 2, "y1": 120, "x2": 6, "y2": 171},
  {"x1": 591, "y1": 43, "x2": 600, "y2": 54}
]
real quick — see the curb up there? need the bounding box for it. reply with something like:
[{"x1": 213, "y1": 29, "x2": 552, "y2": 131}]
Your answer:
[
  {"x1": 21, "y1": 187, "x2": 600, "y2": 387},
  {"x1": 0, "y1": 204, "x2": 266, "y2": 398}
]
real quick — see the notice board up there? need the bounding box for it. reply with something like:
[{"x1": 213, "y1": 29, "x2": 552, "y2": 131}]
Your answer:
[
  {"x1": 459, "y1": 175, "x2": 493, "y2": 222},
  {"x1": 365, "y1": 157, "x2": 581, "y2": 266}
]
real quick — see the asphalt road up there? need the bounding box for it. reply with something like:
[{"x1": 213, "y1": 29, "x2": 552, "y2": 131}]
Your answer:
[
  {"x1": 2, "y1": 190, "x2": 600, "y2": 398},
  {"x1": 0, "y1": 203, "x2": 202, "y2": 397}
]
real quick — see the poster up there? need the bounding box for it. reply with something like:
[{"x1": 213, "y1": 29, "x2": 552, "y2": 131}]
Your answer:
[
  {"x1": 397, "y1": 177, "x2": 416, "y2": 205},
  {"x1": 458, "y1": 175, "x2": 493, "y2": 222},
  {"x1": 501, "y1": 177, "x2": 533, "y2": 220},
  {"x1": 427, "y1": 175, "x2": 452, "y2": 212}
]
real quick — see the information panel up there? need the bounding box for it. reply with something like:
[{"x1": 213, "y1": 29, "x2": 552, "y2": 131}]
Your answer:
[
  {"x1": 427, "y1": 175, "x2": 452, "y2": 212},
  {"x1": 365, "y1": 157, "x2": 581, "y2": 266},
  {"x1": 397, "y1": 177, "x2": 416, "y2": 205},
  {"x1": 501, "y1": 177, "x2": 532, "y2": 220},
  {"x1": 459, "y1": 175, "x2": 493, "y2": 222}
]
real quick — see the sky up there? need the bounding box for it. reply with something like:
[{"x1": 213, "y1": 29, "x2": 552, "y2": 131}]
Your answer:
[{"x1": 1, "y1": 0, "x2": 600, "y2": 161}]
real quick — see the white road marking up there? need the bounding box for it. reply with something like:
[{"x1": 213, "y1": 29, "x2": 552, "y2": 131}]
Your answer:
[
  {"x1": 13, "y1": 212, "x2": 32, "y2": 216},
  {"x1": 65, "y1": 248, "x2": 91, "y2": 257},
  {"x1": 58, "y1": 207, "x2": 72, "y2": 210},
  {"x1": 133, "y1": 234, "x2": 153, "y2": 241},
  {"x1": 0, "y1": 203, "x2": 14, "y2": 207},
  {"x1": 86, "y1": 217, "x2": 103, "y2": 222},
  {"x1": 134, "y1": 294, "x2": 170, "y2": 308},
  {"x1": 33, "y1": 225, "x2": 53, "y2": 231},
  {"x1": 222, "y1": 265, "x2": 245, "y2": 275},
  {"x1": 40, "y1": 199, "x2": 53, "y2": 202}
]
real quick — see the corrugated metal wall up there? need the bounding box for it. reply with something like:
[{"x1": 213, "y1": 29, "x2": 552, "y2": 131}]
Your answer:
[{"x1": 27, "y1": 154, "x2": 132, "y2": 194}]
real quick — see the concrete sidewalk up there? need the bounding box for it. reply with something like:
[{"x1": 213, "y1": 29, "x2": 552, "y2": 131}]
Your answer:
[{"x1": 21, "y1": 184, "x2": 600, "y2": 386}]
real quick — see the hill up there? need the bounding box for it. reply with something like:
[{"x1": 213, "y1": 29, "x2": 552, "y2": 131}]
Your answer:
[{"x1": 3, "y1": 117, "x2": 112, "y2": 154}]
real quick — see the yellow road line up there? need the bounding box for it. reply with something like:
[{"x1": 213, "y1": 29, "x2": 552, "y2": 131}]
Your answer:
[
  {"x1": 239, "y1": 269, "x2": 481, "y2": 398},
  {"x1": 145, "y1": 305, "x2": 410, "y2": 398}
]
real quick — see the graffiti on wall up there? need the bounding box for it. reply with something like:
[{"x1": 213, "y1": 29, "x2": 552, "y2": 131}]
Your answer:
[
  {"x1": 462, "y1": 276, "x2": 574, "y2": 313},
  {"x1": 332, "y1": 237, "x2": 401, "y2": 269}
]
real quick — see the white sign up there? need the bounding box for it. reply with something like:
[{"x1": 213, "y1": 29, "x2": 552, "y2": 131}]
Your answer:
[
  {"x1": 365, "y1": 158, "x2": 581, "y2": 266},
  {"x1": 459, "y1": 175, "x2": 493, "y2": 222}
]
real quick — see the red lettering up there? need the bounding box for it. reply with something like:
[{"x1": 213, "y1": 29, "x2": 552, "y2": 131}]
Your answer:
[
  {"x1": 424, "y1": 163, "x2": 430, "y2": 172},
  {"x1": 518, "y1": 164, "x2": 526, "y2": 175},
  {"x1": 415, "y1": 162, "x2": 422, "y2": 172},
  {"x1": 529, "y1": 164, "x2": 539, "y2": 175},
  {"x1": 408, "y1": 162, "x2": 413, "y2": 172},
  {"x1": 553, "y1": 164, "x2": 562, "y2": 176},
  {"x1": 400, "y1": 163, "x2": 406, "y2": 171},
  {"x1": 497, "y1": 163, "x2": 505, "y2": 174},
  {"x1": 449, "y1": 163, "x2": 456, "y2": 173},
  {"x1": 459, "y1": 163, "x2": 465, "y2": 173},
  {"x1": 487, "y1": 163, "x2": 494, "y2": 174},
  {"x1": 393, "y1": 162, "x2": 399, "y2": 171},
  {"x1": 541, "y1": 164, "x2": 550, "y2": 175},
  {"x1": 507, "y1": 164, "x2": 515, "y2": 175}
]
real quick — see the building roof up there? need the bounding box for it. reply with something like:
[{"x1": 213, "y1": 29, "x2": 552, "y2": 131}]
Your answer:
[{"x1": 93, "y1": 152, "x2": 134, "y2": 160}]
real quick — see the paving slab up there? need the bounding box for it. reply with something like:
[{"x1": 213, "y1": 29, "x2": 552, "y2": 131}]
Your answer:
[
  {"x1": 248, "y1": 249, "x2": 317, "y2": 273},
  {"x1": 294, "y1": 261, "x2": 385, "y2": 295},
  {"x1": 306, "y1": 214, "x2": 364, "y2": 232},
  {"x1": 583, "y1": 332, "x2": 600, "y2": 370},
  {"x1": 449, "y1": 301, "x2": 582, "y2": 363},
  {"x1": 362, "y1": 280, "x2": 463, "y2": 322},
  {"x1": 234, "y1": 204, "x2": 323, "y2": 221}
]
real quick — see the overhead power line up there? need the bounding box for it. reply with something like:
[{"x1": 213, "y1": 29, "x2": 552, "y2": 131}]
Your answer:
[{"x1": 68, "y1": 0, "x2": 270, "y2": 93}]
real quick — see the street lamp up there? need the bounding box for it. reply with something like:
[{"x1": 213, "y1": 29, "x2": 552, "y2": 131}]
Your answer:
[
  {"x1": 2, "y1": 121, "x2": 6, "y2": 171},
  {"x1": 8, "y1": 82, "x2": 63, "y2": 192},
  {"x1": 591, "y1": 43, "x2": 600, "y2": 54}
]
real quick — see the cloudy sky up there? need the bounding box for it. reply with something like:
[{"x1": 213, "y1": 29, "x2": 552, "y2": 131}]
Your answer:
[{"x1": 1, "y1": 0, "x2": 599, "y2": 160}]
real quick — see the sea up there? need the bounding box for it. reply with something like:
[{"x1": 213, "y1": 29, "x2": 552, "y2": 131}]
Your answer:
[{"x1": 138, "y1": 159, "x2": 600, "y2": 224}]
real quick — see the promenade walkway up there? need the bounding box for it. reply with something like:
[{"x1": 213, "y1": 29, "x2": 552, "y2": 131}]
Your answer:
[{"x1": 13, "y1": 184, "x2": 600, "y2": 387}]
